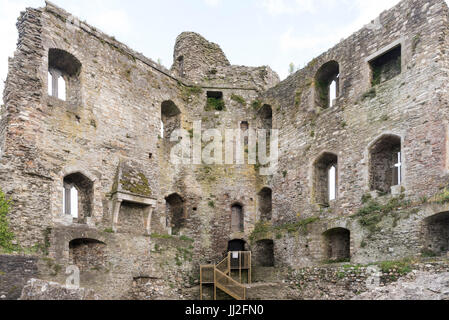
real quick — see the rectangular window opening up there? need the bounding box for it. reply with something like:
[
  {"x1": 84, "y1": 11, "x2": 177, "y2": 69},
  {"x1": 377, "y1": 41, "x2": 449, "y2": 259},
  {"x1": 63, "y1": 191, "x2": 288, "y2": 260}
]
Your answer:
[{"x1": 369, "y1": 45, "x2": 401, "y2": 86}]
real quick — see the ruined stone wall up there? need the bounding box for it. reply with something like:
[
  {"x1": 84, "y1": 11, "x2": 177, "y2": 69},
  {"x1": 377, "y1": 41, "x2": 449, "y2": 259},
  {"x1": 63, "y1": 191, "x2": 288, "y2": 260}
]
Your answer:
[
  {"x1": 259, "y1": 0, "x2": 449, "y2": 268},
  {"x1": 0, "y1": 1, "x2": 281, "y2": 299},
  {"x1": 2, "y1": 0, "x2": 449, "y2": 300},
  {"x1": 0, "y1": 255, "x2": 38, "y2": 300}
]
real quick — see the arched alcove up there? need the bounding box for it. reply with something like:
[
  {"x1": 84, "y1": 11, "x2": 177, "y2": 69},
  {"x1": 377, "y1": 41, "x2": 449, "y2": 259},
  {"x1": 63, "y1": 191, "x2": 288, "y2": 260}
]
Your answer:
[
  {"x1": 323, "y1": 228, "x2": 350, "y2": 262},
  {"x1": 161, "y1": 100, "x2": 181, "y2": 139},
  {"x1": 422, "y1": 212, "x2": 449, "y2": 256},
  {"x1": 69, "y1": 238, "x2": 106, "y2": 272},
  {"x1": 165, "y1": 193, "x2": 185, "y2": 235},
  {"x1": 258, "y1": 187, "x2": 272, "y2": 221}
]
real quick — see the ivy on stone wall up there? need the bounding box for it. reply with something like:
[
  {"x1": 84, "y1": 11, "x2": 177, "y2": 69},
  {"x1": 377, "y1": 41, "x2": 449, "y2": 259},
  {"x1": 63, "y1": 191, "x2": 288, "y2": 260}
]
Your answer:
[{"x1": 0, "y1": 189, "x2": 15, "y2": 253}]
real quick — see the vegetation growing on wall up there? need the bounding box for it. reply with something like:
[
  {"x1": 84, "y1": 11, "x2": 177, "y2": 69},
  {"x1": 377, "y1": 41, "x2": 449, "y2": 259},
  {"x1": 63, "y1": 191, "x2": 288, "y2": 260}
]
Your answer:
[
  {"x1": 249, "y1": 217, "x2": 320, "y2": 243},
  {"x1": 231, "y1": 94, "x2": 247, "y2": 106},
  {"x1": 205, "y1": 97, "x2": 226, "y2": 111},
  {"x1": 251, "y1": 100, "x2": 262, "y2": 110},
  {"x1": 181, "y1": 85, "x2": 203, "y2": 102},
  {"x1": 0, "y1": 189, "x2": 15, "y2": 253}
]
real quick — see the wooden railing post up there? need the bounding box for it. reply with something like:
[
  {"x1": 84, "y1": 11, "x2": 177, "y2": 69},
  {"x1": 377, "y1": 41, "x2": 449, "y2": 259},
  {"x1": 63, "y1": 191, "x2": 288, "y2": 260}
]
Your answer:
[
  {"x1": 200, "y1": 266, "x2": 203, "y2": 300},
  {"x1": 213, "y1": 268, "x2": 217, "y2": 301}
]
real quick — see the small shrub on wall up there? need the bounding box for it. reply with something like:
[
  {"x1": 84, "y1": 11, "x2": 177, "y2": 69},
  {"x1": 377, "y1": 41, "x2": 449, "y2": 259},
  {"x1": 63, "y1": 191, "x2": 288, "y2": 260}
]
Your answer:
[{"x1": 0, "y1": 189, "x2": 15, "y2": 253}]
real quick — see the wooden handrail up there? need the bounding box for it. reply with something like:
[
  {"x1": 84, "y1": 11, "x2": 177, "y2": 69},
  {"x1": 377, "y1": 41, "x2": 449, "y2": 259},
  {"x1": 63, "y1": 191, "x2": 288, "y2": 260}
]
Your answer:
[
  {"x1": 200, "y1": 251, "x2": 251, "y2": 300},
  {"x1": 214, "y1": 268, "x2": 246, "y2": 300}
]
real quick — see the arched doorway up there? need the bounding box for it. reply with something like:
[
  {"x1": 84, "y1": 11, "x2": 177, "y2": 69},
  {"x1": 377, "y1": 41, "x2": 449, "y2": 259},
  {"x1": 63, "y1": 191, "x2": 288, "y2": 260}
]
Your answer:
[{"x1": 228, "y1": 239, "x2": 246, "y2": 252}]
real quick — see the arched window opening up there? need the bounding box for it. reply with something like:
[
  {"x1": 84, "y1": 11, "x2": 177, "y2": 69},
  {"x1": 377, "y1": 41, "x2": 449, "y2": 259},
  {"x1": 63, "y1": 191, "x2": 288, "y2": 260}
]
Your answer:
[
  {"x1": 314, "y1": 152, "x2": 338, "y2": 206},
  {"x1": 369, "y1": 134, "x2": 402, "y2": 194},
  {"x1": 423, "y1": 212, "x2": 449, "y2": 257},
  {"x1": 315, "y1": 61, "x2": 340, "y2": 109},
  {"x1": 161, "y1": 100, "x2": 181, "y2": 141},
  {"x1": 323, "y1": 228, "x2": 350, "y2": 262},
  {"x1": 48, "y1": 49, "x2": 81, "y2": 103},
  {"x1": 259, "y1": 104, "x2": 273, "y2": 130},
  {"x1": 165, "y1": 193, "x2": 185, "y2": 235},
  {"x1": 231, "y1": 204, "x2": 244, "y2": 233},
  {"x1": 63, "y1": 172, "x2": 93, "y2": 223},
  {"x1": 258, "y1": 187, "x2": 272, "y2": 221}
]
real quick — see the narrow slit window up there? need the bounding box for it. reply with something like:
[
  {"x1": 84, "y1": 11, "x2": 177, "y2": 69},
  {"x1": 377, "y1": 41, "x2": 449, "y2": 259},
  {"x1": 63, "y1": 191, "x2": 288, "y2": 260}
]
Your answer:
[
  {"x1": 63, "y1": 184, "x2": 78, "y2": 218},
  {"x1": 328, "y1": 165, "x2": 337, "y2": 201},
  {"x1": 329, "y1": 78, "x2": 338, "y2": 108},
  {"x1": 58, "y1": 76, "x2": 66, "y2": 101},
  {"x1": 393, "y1": 152, "x2": 402, "y2": 186}
]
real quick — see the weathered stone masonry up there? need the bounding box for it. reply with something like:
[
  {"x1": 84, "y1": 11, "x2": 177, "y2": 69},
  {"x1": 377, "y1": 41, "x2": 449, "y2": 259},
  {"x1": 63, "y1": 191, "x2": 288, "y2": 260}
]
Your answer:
[{"x1": 2, "y1": 0, "x2": 449, "y2": 299}]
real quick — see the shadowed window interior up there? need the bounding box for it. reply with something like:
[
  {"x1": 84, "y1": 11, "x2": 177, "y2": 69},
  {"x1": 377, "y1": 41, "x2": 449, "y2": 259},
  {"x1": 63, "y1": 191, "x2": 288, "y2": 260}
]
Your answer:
[
  {"x1": 165, "y1": 193, "x2": 185, "y2": 235},
  {"x1": 369, "y1": 134, "x2": 402, "y2": 194},
  {"x1": 258, "y1": 187, "x2": 272, "y2": 221},
  {"x1": 48, "y1": 48, "x2": 81, "y2": 103},
  {"x1": 314, "y1": 152, "x2": 338, "y2": 206},
  {"x1": 259, "y1": 104, "x2": 273, "y2": 130},
  {"x1": 63, "y1": 172, "x2": 93, "y2": 223},
  {"x1": 423, "y1": 212, "x2": 449, "y2": 257},
  {"x1": 161, "y1": 100, "x2": 181, "y2": 140},
  {"x1": 369, "y1": 45, "x2": 401, "y2": 86},
  {"x1": 253, "y1": 239, "x2": 274, "y2": 267}
]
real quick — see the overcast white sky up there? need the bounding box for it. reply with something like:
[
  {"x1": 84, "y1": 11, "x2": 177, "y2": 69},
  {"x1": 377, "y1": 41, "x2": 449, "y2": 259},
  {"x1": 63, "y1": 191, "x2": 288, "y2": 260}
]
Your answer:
[{"x1": 0, "y1": 0, "x2": 444, "y2": 96}]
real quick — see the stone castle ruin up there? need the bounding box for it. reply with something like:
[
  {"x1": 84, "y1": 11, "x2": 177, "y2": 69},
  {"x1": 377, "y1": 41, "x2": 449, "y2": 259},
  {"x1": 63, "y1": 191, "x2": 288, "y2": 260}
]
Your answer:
[{"x1": 2, "y1": 0, "x2": 449, "y2": 300}]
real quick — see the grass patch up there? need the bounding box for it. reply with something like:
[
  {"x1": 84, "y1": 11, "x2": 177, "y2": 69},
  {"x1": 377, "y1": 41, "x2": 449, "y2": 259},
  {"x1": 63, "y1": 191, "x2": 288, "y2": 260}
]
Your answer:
[
  {"x1": 205, "y1": 97, "x2": 225, "y2": 111},
  {"x1": 150, "y1": 233, "x2": 175, "y2": 240},
  {"x1": 431, "y1": 188, "x2": 449, "y2": 204},
  {"x1": 377, "y1": 258, "x2": 414, "y2": 275},
  {"x1": 181, "y1": 85, "x2": 203, "y2": 102}
]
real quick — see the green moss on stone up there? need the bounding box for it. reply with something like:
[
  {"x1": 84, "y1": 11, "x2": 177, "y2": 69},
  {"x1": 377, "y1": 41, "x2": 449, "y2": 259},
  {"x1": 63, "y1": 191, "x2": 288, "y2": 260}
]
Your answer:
[
  {"x1": 231, "y1": 94, "x2": 247, "y2": 106},
  {"x1": 120, "y1": 172, "x2": 152, "y2": 196}
]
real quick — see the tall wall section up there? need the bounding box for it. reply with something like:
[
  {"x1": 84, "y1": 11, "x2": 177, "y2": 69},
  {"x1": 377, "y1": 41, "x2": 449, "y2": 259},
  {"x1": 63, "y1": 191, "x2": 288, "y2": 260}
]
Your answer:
[{"x1": 256, "y1": 0, "x2": 449, "y2": 267}]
